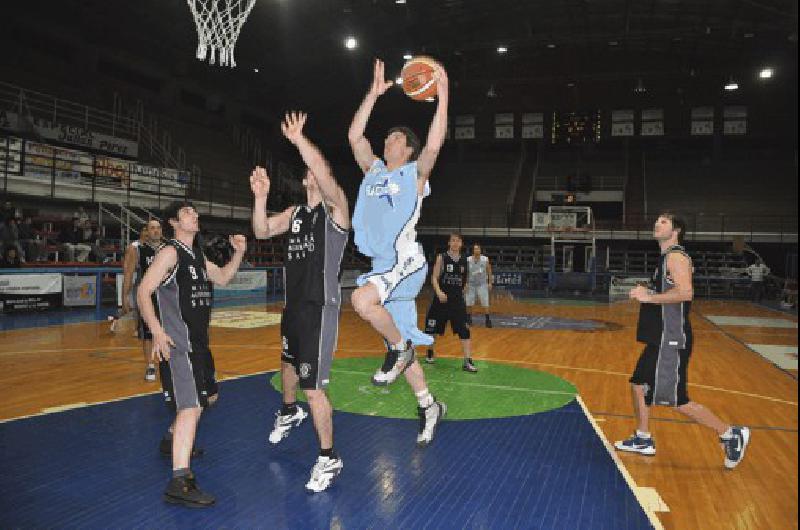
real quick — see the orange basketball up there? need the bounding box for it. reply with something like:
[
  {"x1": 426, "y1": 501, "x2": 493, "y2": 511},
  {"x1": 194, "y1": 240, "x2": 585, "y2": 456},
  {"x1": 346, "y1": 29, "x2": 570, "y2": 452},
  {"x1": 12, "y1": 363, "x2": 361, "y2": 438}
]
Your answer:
[{"x1": 401, "y1": 56, "x2": 440, "y2": 101}]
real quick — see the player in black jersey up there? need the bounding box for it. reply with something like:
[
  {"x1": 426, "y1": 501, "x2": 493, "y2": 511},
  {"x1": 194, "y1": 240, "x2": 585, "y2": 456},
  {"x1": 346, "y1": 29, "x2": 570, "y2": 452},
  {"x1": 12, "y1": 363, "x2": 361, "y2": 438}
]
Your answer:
[
  {"x1": 138, "y1": 201, "x2": 246, "y2": 507},
  {"x1": 615, "y1": 212, "x2": 751, "y2": 470},
  {"x1": 120, "y1": 219, "x2": 164, "y2": 381},
  {"x1": 251, "y1": 112, "x2": 349, "y2": 493},
  {"x1": 424, "y1": 233, "x2": 477, "y2": 372}
]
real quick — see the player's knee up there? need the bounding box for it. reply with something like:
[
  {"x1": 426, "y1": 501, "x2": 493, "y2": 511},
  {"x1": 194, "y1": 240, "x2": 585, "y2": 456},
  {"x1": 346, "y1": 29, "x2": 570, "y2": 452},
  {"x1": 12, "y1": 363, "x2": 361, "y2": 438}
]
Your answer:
[{"x1": 351, "y1": 286, "x2": 375, "y2": 316}]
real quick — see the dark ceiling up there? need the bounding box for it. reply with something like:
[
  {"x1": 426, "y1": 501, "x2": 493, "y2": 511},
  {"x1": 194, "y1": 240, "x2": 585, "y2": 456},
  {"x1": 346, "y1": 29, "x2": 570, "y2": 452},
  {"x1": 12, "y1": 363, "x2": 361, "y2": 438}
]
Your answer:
[{"x1": 4, "y1": 0, "x2": 798, "y2": 148}]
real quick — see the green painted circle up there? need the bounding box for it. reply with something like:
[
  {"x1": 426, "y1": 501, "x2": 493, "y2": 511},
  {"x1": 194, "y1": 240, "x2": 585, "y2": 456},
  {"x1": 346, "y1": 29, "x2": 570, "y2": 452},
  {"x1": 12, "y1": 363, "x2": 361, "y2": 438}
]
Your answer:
[{"x1": 270, "y1": 357, "x2": 577, "y2": 420}]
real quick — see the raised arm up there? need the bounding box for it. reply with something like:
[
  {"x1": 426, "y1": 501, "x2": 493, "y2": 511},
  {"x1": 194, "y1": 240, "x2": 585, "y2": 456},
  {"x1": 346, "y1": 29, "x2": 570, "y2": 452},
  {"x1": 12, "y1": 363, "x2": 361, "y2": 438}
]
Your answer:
[
  {"x1": 416, "y1": 63, "x2": 449, "y2": 189},
  {"x1": 348, "y1": 59, "x2": 392, "y2": 172},
  {"x1": 137, "y1": 245, "x2": 178, "y2": 361},
  {"x1": 205, "y1": 235, "x2": 246, "y2": 287},
  {"x1": 282, "y1": 112, "x2": 350, "y2": 229},
  {"x1": 250, "y1": 165, "x2": 296, "y2": 239}
]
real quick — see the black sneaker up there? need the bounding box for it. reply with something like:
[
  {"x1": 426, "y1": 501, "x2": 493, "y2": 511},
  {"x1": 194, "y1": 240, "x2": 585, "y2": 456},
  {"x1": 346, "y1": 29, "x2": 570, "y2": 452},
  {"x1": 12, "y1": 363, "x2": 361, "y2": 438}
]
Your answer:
[
  {"x1": 159, "y1": 438, "x2": 205, "y2": 458},
  {"x1": 721, "y1": 426, "x2": 751, "y2": 469},
  {"x1": 425, "y1": 349, "x2": 435, "y2": 364},
  {"x1": 164, "y1": 474, "x2": 215, "y2": 508},
  {"x1": 372, "y1": 341, "x2": 415, "y2": 386},
  {"x1": 463, "y1": 358, "x2": 478, "y2": 373},
  {"x1": 416, "y1": 400, "x2": 447, "y2": 447}
]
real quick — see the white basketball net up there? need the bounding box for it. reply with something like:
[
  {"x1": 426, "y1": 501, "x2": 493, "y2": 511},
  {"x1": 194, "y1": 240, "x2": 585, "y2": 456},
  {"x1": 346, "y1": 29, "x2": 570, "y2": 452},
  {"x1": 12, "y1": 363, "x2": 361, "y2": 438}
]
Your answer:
[{"x1": 186, "y1": 0, "x2": 257, "y2": 67}]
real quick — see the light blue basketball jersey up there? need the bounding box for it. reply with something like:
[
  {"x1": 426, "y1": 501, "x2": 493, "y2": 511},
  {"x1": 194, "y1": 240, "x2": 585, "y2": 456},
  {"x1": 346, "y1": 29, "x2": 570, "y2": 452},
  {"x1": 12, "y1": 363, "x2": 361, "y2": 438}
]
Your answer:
[{"x1": 352, "y1": 159, "x2": 426, "y2": 260}]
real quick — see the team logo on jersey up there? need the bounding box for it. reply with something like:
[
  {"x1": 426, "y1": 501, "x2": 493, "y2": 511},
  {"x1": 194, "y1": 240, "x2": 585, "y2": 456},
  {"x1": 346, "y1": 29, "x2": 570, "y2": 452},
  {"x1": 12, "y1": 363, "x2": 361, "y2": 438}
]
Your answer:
[
  {"x1": 291, "y1": 218, "x2": 303, "y2": 233},
  {"x1": 366, "y1": 178, "x2": 400, "y2": 208},
  {"x1": 446, "y1": 264, "x2": 453, "y2": 272},
  {"x1": 299, "y1": 363, "x2": 311, "y2": 379}
]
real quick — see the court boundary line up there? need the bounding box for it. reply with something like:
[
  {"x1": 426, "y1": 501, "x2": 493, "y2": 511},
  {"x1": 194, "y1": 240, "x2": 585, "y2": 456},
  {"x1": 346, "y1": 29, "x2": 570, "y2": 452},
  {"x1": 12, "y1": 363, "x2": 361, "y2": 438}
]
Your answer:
[
  {"x1": 0, "y1": 369, "x2": 275, "y2": 424},
  {"x1": 2, "y1": 345, "x2": 796, "y2": 406},
  {"x1": 695, "y1": 311, "x2": 798, "y2": 381},
  {"x1": 575, "y1": 395, "x2": 665, "y2": 530}
]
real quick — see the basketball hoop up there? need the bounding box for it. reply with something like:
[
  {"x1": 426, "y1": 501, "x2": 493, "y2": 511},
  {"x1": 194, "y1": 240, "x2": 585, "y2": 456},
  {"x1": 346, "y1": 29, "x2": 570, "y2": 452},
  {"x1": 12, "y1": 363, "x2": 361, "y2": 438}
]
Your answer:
[{"x1": 186, "y1": 0, "x2": 257, "y2": 67}]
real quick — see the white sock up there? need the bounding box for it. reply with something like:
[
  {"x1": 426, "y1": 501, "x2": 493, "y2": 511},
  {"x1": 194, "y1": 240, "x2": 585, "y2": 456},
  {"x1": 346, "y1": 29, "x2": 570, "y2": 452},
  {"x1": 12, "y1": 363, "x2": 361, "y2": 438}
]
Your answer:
[
  {"x1": 416, "y1": 389, "x2": 434, "y2": 408},
  {"x1": 636, "y1": 430, "x2": 651, "y2": 439}
]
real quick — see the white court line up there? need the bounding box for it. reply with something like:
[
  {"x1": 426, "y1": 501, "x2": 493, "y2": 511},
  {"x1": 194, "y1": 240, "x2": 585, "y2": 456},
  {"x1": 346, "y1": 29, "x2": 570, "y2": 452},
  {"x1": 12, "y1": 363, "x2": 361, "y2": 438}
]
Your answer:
[
  {"x1": 331, "y1": 368, "x2": 576, "y2": 396},
  {"x1": 0, "y1": 369, "x2": 276, "y2": 424},
  {"x1": 575, "y1": 395, "x2": 665, "y2": 530}
]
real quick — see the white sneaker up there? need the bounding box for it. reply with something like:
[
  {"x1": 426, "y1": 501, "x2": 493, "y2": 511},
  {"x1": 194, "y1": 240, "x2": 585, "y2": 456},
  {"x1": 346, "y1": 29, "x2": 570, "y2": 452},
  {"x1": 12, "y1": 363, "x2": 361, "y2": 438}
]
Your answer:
[
  {"x1": 372, "y1": 342, "x2": 416, "y2": 386},
  {"x1": 268, "y1": 406, "x2": 308, "y2": 444},
  {"x1": 416, "y1": 400, "x2": 447, "y2": 447},
  {"x1": 305, "y1": 455, "x2": 343, "y2": 493}
]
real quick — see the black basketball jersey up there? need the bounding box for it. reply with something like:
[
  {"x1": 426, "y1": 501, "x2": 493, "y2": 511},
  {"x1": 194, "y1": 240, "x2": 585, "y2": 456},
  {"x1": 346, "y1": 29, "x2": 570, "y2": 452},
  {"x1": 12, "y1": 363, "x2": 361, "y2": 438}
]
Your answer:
[
  {"x1": 438, "y1": 252, "x2": 467, "y2": 298},
  {"x1": 156, "y1": 239, "x2": 213, "y2": 353},
  {"x1": 636, "y1": 244, "x2": 693, "y2": 347},
  {"x1": 134, "y1": 240, "x2": 163, "y2": 286},
  {"x1": 284, "y1": 203, "x2": 348, "y2": 307}
]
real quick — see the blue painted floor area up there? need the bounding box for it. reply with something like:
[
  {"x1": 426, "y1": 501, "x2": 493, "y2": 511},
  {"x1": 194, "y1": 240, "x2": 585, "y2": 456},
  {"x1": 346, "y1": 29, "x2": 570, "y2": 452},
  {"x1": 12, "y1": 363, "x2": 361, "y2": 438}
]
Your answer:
[
  {"x1": 0, "y1": 375, "x2": 652, "y2": 530},
  {"x1": 0, "y1": 293, "x2": 280, "y2": 332}
]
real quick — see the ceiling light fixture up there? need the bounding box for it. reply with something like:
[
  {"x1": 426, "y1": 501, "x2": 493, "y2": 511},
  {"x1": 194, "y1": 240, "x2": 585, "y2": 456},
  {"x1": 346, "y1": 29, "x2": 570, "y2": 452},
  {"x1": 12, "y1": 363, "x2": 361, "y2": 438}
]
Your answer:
[
  {"x1": 759, "y1": 67, "x2": 773, "y2": 79},
  {"x1": 344, "y1": 36, "x2": 358, "y2": 50}
]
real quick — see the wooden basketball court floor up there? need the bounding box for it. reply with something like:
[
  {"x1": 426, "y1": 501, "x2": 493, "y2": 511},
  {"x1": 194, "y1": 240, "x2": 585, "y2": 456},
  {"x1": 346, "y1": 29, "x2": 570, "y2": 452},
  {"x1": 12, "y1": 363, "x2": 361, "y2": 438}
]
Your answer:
[{"x1": 0, "y1": 292, "x2": 796, "y2": 529}]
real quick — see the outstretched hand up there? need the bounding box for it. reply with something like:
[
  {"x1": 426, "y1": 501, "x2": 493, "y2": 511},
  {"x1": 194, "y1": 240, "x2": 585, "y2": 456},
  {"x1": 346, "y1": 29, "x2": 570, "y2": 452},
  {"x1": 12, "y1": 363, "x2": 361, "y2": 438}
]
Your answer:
[
  {"x1": 249, "y1": 166, "x2": 270, "y2": 199},
  {"x1": 370, "y1": 59, "x2": 394, "y2": 97},
  {"x1": 432, "y1": 62, "x2": 449, "y2": 99},
  {"x1": 281, "y1": 111, "x2": 308, "y2": 145}
]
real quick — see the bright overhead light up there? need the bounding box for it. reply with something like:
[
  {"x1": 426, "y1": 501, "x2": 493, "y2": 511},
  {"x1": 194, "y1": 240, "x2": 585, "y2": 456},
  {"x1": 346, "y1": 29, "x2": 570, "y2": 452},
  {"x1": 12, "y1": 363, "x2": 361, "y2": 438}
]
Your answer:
[
  {"x1": 546, "y1": 43, "x2": 556, "y2": 49},
  {"x1": 253, "y1": 68, "x2": 259, "y2": 73},
  {"x1": 395, "y1": 0, "x2": 406, "y2": 3},
  {"x1": 403, "y1": 53, "x2": 413, "y2": 60},
  {"x1": 497, "y1": 46, "x2": 508, "y2": 54},
  {"x1": 759, "y1": 67, "x2": 773, "y2": 79},
  {"x1": 344, "y1": 36, "x2": 358, "y2": 50},
  {"x1": 724, "y1": 77, "x2": 739, "y2": 91}
]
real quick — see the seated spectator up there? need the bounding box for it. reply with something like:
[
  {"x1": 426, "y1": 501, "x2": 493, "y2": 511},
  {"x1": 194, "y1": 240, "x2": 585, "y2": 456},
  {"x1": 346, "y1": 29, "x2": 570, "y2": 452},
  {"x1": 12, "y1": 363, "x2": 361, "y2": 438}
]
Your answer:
[
  {"x1": 0, "y1": 201, "x2": 19, "y2": 224},
  {"x1": 18, "y1": 216, "x2": 45, "y2": 262},
  {"x1": 0, "y1": 217, "x2": 25, "y2": 263},
  {"x1": 58, "y1": 217, "x2": 92, "y2": 262},
  {"x1": 0, "y1": 246, "x2": 22, "y2": 268},
  {"x1": 81, "y1": 219, "x2": 104, "y2": 262}
]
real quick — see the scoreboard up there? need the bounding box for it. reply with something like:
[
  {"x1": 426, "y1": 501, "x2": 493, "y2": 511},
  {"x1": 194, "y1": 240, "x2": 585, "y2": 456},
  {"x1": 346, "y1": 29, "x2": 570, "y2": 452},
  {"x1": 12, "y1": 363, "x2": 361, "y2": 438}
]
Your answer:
[{"x1": 551, "y1": 110, "x2": 602, "y2": 145}]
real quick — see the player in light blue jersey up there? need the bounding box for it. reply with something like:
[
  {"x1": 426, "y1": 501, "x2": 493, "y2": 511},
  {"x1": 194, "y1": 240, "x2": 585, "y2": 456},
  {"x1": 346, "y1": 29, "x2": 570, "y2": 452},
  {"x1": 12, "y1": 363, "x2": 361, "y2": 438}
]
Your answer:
[{"x1": 348, "y1": 58, "x2": 448, "y2": 446}]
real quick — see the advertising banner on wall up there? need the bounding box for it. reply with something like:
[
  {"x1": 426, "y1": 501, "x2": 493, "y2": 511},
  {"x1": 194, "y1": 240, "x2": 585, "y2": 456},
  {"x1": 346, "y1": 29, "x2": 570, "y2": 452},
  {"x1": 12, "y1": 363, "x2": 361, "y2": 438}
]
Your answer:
[
  {"x1": 63, "y1": 274, "x2": 97, "y2": 306},
  {"x1": 0, "y1": 273, "x2": 62, "y2": 312}
]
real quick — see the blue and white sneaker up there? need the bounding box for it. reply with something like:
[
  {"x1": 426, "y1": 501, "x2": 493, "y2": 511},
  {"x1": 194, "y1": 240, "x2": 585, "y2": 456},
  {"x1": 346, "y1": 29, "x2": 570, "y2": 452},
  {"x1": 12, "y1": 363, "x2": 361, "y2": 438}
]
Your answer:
[
  {"x1": 614, "y1": 433, "x2": 656, "y2": 456},
  {"x1": 721, "y1": 426, "x2": 751, "y2": 470}
]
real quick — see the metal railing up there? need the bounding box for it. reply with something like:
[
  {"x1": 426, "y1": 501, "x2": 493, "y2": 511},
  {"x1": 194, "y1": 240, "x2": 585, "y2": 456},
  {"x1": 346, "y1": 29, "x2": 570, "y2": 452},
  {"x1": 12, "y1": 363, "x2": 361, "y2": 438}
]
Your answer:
[{"x1": 418, "y1": 206, "x2": 798, "y2": 242}]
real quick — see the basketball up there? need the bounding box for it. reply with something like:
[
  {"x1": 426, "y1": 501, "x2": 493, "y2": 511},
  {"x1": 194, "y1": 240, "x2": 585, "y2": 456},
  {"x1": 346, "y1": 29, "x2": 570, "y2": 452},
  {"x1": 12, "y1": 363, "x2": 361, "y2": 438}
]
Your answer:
[{"x1": 401, "y1": 55, "x2": 440, "y2": 101}]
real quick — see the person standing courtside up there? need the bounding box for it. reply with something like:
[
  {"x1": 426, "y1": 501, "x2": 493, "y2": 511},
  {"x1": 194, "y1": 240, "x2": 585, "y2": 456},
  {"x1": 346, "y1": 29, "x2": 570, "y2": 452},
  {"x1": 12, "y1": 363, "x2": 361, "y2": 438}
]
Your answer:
[
  {"x1": 138, "y1": 201, "x2": 246, "y2": 507},
  {"x1": 466, "y1": 243, "x2": 493, "y2": 328},
  {"x1": 424, "y1": 233, "x2": 478, "y2": 372},
  {"x1": 615, "y1": 212, "x2": 751, "y2": 470},
  {"x1": 251, "y1": 112, "x2": 349, "y2": 492},
  {"x1": 121, "y1": 219, "x2": 164, "y2": 381},
  {"x1": 348, "y1": 58, "x2": 448, "y2": 446}
]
